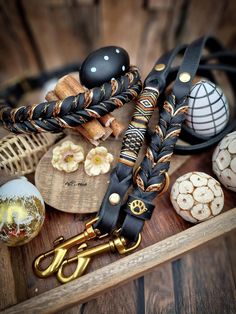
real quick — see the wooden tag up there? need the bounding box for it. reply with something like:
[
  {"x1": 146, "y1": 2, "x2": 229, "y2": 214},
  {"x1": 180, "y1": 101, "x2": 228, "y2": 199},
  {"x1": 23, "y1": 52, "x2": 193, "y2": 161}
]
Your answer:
[
  {"x1": 34, "y1": 106, "x2": 135, "y2": 213},
  {"x1": 35, "y1": 134, "x2": 123, "y2": 213}
]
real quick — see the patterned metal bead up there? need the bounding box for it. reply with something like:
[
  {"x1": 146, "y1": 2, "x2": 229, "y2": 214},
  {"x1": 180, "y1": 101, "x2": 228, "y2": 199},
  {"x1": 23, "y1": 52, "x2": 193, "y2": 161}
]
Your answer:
[{"x1": 119, "y1": 88, "x2": 159, "y2": 166}]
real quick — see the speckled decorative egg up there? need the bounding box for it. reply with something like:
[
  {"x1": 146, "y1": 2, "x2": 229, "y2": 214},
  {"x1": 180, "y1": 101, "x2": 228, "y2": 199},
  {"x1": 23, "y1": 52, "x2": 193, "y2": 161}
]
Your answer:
[
  {"x1": 186, "y1": 80, "x2": 229, "y2": 138},
  {"x1": 212, "y1": 131, "x2": 236, "y2": 192},
  {"x1": 170, "y1": 172, "x2": 224, "y2": 223},
  {"x1": 0, "y1": 177, "x2": 45, "y2": 246},
  {"x1": 80, "y1": 46, "x2": 130, "y2": 88}
]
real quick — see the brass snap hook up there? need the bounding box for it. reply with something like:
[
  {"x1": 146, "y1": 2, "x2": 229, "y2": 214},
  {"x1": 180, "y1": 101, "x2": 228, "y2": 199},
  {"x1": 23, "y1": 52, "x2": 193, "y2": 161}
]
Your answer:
[
  {"x1": 56, "y1": 234, "x2": 142, "y2": 284},
  {"x1": 33, "y1": 217, "x2": 100, "y2": 278}
]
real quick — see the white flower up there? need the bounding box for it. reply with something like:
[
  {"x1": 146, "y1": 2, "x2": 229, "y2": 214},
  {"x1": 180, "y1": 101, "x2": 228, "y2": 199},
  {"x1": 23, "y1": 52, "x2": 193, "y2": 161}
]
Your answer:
[
  {"x1": 51, "y1": 140, "x2": 84, "y2": 173},
  {"x1": 84, "y1": 146, "x2": 113, "y2": 176}
]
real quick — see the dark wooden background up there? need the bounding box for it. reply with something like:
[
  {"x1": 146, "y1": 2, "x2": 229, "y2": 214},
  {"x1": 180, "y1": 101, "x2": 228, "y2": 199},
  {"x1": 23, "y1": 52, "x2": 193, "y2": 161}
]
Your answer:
[{"x1": 0, "y1": 0, "x2": 236, "y2": 313}]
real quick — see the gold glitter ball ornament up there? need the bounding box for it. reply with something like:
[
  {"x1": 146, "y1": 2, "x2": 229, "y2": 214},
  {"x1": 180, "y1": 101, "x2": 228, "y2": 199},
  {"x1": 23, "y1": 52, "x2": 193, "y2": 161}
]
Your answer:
[{"x1": 0, "y1": 177, "x2": 45, "y2": 246}]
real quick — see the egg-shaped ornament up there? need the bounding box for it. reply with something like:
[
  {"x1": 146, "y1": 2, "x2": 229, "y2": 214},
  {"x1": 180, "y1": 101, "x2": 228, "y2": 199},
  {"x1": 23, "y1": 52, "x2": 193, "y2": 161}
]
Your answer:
[
  {"x1": 80, "y1": 46, "x2": 130, "y2": 88},
  {"x1": 0, "y1": 177, "x2": 45, "y2": 246},
  {"x1": 170, "y1": 172, "x2": 224, "y2": 223},
  {"x1": 185, "y1": 80, "x2": 229, "y2": 138},
  {"x1": 212, "y1": 131, "x2": 236, "y2": 192}
]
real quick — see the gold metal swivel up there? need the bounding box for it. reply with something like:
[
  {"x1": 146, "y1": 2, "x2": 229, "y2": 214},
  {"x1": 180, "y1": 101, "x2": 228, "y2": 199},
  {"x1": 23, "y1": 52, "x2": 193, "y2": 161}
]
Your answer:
[
  {"x1": 56, "y1": 234, "x2": 142, "y2": 284},
  {"x1": 33, "y1": 217, "x2": 100, "y2": 278}
]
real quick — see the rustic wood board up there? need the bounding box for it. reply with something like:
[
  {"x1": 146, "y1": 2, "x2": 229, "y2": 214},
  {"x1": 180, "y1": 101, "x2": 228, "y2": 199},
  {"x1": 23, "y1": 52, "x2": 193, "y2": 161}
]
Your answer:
[
  {"x1": 3, "y1": 208, "x2": 236, "y2": 314},
  {"x1": 1, "y1": 142, "x2": 236, "y2": 313},
  {"x1": 34, "y1": 105, "x2": 134, "y2": 214},
  {"x1": 1, "y1": 1, "x2": 236, "y2": 312},
  {"x1": 35, "y1": 134, "x2": 121, "y2": 214}
]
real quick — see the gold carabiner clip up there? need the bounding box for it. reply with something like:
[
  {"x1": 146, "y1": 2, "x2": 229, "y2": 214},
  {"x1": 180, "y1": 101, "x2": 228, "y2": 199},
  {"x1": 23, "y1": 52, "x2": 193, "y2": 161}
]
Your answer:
[
  {"x1": 56, "y1": 234, "x2": 142, "y2": 284},
  {"x1": 33, "y1": 217, "x2": 100, "y2": 278}
]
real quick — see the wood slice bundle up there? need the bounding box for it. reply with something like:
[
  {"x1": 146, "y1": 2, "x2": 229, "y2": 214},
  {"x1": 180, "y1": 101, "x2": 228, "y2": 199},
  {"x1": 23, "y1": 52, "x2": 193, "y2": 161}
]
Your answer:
[
  {"x1": 0, "y1": 133, "x2": 61, "y2": 175},
  {"x1": 45, "y1": 74, "x2": 125, "y2": 145}
]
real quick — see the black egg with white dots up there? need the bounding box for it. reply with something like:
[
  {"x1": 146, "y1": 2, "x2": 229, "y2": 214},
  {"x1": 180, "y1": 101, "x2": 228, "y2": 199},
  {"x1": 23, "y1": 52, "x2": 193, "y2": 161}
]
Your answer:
[{"x1": 79, "y1": 46, "x2": 130, "y2": 89}]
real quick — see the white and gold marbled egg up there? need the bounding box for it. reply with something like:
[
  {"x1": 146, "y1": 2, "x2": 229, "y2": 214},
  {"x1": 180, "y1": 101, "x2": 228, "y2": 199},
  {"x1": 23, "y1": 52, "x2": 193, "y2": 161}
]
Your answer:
[
  {"x1": 186, "y1": 80, "x2": 229, "y2": 138},
  {"x1": 0, "y1": 177, "x2": 45, "y2": 246},
  {"x1": 212, "y1": 131, "x2": 236, "y2": 192},
  {"x1": 170, "y1": 172, "x2": 224, "y2": 223}
]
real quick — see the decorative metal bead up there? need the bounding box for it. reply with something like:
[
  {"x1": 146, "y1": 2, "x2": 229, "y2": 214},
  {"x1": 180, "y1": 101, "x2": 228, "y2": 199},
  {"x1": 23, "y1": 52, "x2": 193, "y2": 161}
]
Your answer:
[{"x1": 109, "y1": 193, "x2": 121, "y2": 205}]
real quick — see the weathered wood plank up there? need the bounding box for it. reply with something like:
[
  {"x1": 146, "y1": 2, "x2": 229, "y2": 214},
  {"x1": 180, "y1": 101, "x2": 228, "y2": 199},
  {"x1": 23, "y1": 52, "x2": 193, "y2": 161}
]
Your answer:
[
  {"x1": 144, "y1": 263, "x2": 175, "y2": 314},
  {"x1": 177, "y1": 0, "x2": 236, "y2": 46},
  {"x1": 172, "y1": 237, "x2": 236, "y2": 314},
  {"x1": 225, "y1": 229, "x2": 236, "y2": 288},
  {"x1": 0, "y1": 246, "x2": 17, "y2": 310},
  {"x1": 21, "y1": 0, "x2": 99, "y2": 70},
  {"x1": 0, "y1": 0, "x2": 38, "y2": 83},
  {"x1": 81, "y1": 281, "x2": 139, "y2": 314},
  {"x1": 99, "y1": 0, "x2": 146, "y2": 66},
  {"x1": 3, "y1": 208, "x2": 236, "y2": 314}
]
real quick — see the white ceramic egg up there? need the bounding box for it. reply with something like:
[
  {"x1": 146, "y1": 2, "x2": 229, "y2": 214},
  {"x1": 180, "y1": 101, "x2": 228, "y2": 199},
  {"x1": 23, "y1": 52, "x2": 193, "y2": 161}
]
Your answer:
[
  {"x1": 186, "y1": 80, "x2": 229, "y2": 138},
  {"x1": 212, "y1": 131, "x2": 236, "y2": 192},
  {"x1": 170, "y1": 172, "x2": 224, "y2": 223},
  {"x1": 0, "y1": 177, "x2": 45, "y2": 246}
]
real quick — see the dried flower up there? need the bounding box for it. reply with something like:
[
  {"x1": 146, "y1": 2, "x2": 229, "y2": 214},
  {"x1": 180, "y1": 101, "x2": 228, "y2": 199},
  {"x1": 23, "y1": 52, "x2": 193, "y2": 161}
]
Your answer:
[
  {"x1": 84, "y1": 146, "x2": 113, "y2": 176},
  {"x1": 52, "y1": 141, "x2": 84, "y2": 173}
]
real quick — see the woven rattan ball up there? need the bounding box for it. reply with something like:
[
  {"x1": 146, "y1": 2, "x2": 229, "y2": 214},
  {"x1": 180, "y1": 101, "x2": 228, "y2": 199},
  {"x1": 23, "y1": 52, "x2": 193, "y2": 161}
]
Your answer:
[{"x1": 0, "y1": 133, "x2": 61, "y2": 175}]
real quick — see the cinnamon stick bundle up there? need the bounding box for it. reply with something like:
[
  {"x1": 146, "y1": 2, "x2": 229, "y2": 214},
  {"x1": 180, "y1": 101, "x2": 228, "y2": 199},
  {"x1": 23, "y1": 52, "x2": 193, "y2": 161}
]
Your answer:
[{"x1": 46, "y1": 74, "x2": 125, "y2": 144}]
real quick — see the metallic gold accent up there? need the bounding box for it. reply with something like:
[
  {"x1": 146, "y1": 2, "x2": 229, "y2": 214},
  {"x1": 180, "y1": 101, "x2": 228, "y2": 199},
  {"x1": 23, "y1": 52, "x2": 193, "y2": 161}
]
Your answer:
[
  {"x1": 179, "y1": 72, "x2": 191, "y2": 83},
  {"x1": 129, "y1": 199, "x2": 148, "y2": 215},
  {"x1": 145, "y1": 86, "x2": 160, "y2": 94},
  {"x1": 133, "y1": 166, "x2": 141, "y2": 185},
  {"x1": 131, "y1": 121, "x2": 146, "y2": 128},
  {"x1": 155, "y1": 63, "x2": 165, "y2": 71},
  {"x1": 33, "y1": 217, "x2": 100, "y2": 278},
  {"x1": 109, "y1": 193, "x2": 121, "y2": 205},
  {"x1": 158, "y1": 172, "x2": 170, "y2": 197},
  {"x1": 118, "y1": 157, "x2": 135, "y2": 167},
  {"x1": 56, "y1": 234, "x2": 142, "y2": 283}
]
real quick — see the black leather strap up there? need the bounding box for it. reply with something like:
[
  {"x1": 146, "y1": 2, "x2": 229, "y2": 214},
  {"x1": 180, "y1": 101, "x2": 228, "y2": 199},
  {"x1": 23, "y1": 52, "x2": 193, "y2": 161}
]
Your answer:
[
  {"x1": 0, "y1": 63, "x2": 81, "y2": 106},
  {"x1": 174, "y1": 54, "x2": 236, "y2": 154},
  {"x1": 94, "y1": 44, "x2": 187, "y2": 234},
  {"x1": 119, "y1": 36, "x2": 235, "y2": 242}
]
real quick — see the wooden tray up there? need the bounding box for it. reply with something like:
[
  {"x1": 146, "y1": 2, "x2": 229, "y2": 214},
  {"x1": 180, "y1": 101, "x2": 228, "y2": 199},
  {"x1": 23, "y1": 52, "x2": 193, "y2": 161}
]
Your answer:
[{"x1": 1, "y1": 126, "x2": 236, "y2": 313}]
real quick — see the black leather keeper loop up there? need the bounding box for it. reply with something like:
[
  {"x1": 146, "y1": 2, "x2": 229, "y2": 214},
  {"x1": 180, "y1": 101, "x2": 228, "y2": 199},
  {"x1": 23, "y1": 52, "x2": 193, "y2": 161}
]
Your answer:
[{"x1": 123, "y1": 195, "x2": 155, "y2": 220}]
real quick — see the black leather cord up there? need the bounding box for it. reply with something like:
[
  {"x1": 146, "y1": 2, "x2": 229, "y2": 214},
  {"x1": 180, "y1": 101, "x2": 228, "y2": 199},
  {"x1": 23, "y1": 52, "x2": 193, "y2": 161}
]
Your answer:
[
  {"x1": 1, "y1": 38, "x2": 235, "y2": 244},
  {"x1": 94, "y1": 44, "x2": 188, "y2": 234},
  {"x1": 174, "y1": 61, "x2": 236, "y2": 154},
  {"x1": 119, "y1": 36, "x2": 236, "y2": 242},
  {"x1": 0, "y1": 63, "x2": 81, "y2": 106}
]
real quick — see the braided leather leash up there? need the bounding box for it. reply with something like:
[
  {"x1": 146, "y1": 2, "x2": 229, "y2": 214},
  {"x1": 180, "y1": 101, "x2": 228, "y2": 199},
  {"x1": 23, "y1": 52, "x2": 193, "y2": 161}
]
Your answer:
[
  {"x1": 2, "y1": 36, "x2": 235, "y2": 282},
  {"x1": 0, "y1": 67, "x2": 141, "y2": 133}
]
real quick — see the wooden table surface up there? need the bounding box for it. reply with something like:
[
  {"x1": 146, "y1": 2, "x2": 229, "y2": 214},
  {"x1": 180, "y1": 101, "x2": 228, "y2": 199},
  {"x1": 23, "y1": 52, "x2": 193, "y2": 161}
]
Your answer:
[
  {"x1": 0, "y1": 1, "x2": 236, "y2": 313},
  {"x1": 0, "y1": 128, "x2": 235, "y2": 313}
]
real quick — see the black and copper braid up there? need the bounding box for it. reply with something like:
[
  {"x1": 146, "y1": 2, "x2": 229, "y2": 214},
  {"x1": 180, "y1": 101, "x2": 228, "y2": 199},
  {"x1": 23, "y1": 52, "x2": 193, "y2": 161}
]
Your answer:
[
  {"x1": 0, "y1": 67, "x2": 142, "y2": 134},
  {"x1": 134, "y1": 93, "x2": 188, "y2": 198}
]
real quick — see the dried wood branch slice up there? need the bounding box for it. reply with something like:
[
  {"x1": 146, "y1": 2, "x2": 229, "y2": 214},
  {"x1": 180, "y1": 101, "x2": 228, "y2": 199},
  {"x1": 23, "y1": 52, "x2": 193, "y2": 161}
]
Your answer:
[
  {"x1": 212, "y1": 131, "x2": 236, "y2": 192},
  {"x1": 170, "y1": 171, "x2": 224, "y2": 223}
]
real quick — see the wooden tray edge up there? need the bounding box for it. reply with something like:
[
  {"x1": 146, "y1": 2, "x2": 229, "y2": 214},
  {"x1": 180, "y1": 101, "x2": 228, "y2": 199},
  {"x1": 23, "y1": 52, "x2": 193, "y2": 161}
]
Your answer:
[{"x1": 2, "y1": 207, "x2": 236, "y2": 314}]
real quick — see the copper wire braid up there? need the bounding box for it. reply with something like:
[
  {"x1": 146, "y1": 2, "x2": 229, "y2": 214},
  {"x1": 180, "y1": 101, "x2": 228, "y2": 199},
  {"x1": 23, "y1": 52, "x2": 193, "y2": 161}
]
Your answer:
[
  {"x1": 134, "y1": 93, "x2": 188, "y2": 198},
  {"x1": 0, "y1": 67, "x2": 142, "y2": 134}
]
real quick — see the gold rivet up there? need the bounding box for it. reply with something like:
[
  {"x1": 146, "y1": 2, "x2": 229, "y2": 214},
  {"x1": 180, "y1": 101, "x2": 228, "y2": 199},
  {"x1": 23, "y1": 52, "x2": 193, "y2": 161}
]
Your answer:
[
  {"x1": 109, "y1": 193, "x2": 121, "y2": 205},
  {"x1": 179, "y1": 72, "x2": 191, "y2": 83},
  {"x1": 155, "y1": 63, "x2": 165, "y2": 71}
]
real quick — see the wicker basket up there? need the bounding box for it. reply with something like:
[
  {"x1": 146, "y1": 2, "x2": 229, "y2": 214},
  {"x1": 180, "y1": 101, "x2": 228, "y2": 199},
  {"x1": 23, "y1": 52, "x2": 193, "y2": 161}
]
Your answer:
[{"x1": 0, "y1": 132, "x2": 62, "y2": 175}]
